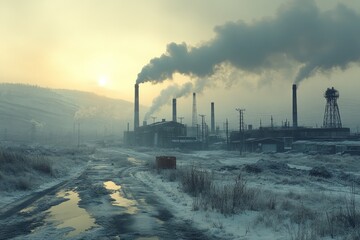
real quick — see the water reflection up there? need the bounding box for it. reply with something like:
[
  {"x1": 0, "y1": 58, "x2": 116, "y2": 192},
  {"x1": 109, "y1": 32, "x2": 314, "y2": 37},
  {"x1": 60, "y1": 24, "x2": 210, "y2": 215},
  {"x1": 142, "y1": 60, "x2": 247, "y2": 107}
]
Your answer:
[
  {"x1": 127, "y1": 157, "x2": 142, "y2": 165},
  {"x1": 46, "y1": 190, "x2": 98, "y2": 237},
  {"x1": 20, "y1": 206, "x2": 35, "y2": 213},
  {"x1": 104, "y1": 181, "x2": 138, "y2": 214},
  {"x1": 136, "y1": 237, "x2": 160, "y2": 240}
]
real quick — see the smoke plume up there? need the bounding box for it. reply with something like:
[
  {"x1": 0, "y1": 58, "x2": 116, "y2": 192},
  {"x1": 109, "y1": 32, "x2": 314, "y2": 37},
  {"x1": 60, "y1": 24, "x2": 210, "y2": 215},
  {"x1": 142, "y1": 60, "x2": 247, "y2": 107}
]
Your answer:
[
  {"x1": 144, "y1": 82, "x2": 192, "y2": 120},
  {"x1": 143, "y1": 78, "x2": 212, "y2": 120},
  {"x1": 136, "y1": 0, "x2": 360, "y2": 85}
]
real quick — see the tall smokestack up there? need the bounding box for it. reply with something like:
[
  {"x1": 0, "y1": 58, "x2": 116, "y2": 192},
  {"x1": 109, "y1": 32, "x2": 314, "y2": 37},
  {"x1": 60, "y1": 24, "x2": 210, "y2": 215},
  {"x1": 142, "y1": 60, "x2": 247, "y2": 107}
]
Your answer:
[
  {"x1": 172, "y1": 98, "x2": 177, "y2": 122},
  {"x1": 192, "y1": 93, "x2": 198, "y2": 127},
  {"x1": 211, "y1": 102, "x2": 215, "y2": 134},
  {"x1": 134, "y1": 84, "x2": 139, "y2": 130},
  {"x1": 292, "y1": 84, "x2": 298, "y2": 128}
]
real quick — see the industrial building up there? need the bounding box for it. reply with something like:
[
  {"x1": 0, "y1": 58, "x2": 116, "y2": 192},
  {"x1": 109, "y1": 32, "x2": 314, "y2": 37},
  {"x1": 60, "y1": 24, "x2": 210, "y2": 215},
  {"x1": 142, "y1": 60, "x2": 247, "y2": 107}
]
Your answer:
[
  {"x1": 124, "y1": 85, "x2": 188, "y2": 148},
  {"x1": 125, "y1": 83, "x2": 355, "y2": 153},
  {"x1": 229, "y1": 84, "x2": 351, "y2": 153}
]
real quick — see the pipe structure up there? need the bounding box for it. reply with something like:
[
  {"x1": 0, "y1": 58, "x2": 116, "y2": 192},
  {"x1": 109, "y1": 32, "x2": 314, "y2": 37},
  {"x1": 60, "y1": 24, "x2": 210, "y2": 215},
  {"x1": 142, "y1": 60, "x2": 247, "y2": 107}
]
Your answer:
[
  {"x1": 172, "y1": 98, "x2": 177, "y2": 122},
  {"x1": 134, "y1": 84, "x2": 139, "y2": 130},
  {"x1": 211, "y1": 102, "x2": 215, "y2": 134},
  {"x1": 292, "y1": 84, "x2": 298, "y2": 128}
]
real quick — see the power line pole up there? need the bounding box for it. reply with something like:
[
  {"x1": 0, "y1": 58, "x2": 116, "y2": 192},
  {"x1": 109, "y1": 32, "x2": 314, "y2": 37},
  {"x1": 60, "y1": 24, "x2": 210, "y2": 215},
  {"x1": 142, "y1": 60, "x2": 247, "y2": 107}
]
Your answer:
[
  {"x1": 225, "y1": 118, "x2": 229, "y2": 149},
  {"x1": 77, "y1": 121, "x2": 80, "y2": 148},
  {"x1": 235, "y1": 108, "x2": 245, "y2": 155}
]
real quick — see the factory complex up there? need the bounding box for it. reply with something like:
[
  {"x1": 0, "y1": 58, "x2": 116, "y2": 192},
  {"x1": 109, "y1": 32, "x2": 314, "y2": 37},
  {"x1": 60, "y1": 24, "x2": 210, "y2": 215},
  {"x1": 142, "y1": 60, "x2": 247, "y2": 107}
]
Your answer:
[{"x1": 124, "y1": 83, "x2": 358, "y2": 154}]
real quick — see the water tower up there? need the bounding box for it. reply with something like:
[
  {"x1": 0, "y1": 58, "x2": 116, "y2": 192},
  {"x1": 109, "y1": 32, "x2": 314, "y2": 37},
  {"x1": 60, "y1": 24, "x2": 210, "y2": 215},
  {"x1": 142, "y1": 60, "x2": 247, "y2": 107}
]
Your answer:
[{"x1": 323, "y1": 87, "x2": 342, "y2": 128}]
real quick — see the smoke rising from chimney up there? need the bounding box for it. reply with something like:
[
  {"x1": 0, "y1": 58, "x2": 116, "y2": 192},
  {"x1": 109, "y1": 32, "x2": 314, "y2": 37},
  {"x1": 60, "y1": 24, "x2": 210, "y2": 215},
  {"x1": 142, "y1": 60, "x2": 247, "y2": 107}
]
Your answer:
[
  {"x1": 143, "y1": 82, "x2": 193, "y2": 121},
  {"x1": 136, "y1": 0, "x2": 360, "y2": 85},
  {"x1": 143, "y1": 78, "x2": 210, "y2": 121}
]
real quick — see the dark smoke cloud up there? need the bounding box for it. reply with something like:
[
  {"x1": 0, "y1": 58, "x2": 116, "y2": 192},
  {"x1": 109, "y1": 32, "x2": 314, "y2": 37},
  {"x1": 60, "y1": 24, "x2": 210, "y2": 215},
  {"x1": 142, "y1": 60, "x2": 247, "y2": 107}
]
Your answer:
[{"x1": 136, "y1": 0, "x2": 360, "y2": 85}]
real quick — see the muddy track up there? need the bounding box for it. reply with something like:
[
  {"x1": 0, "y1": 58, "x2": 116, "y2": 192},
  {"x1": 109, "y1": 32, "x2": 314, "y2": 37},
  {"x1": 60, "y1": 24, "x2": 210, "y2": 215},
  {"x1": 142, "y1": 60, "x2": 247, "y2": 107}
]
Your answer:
[
  {"x1": 0, "y1": 180, "x2": 69, "y2": 220},
  {"x1": 0, "y1": 148, "x2": 215, "y2": 240}
]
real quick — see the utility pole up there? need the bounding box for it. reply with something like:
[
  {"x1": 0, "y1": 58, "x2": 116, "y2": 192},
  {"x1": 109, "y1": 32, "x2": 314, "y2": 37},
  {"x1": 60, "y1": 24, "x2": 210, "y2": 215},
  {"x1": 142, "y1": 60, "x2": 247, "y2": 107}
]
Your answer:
[
  {"x1": 235, "y1": 108, "x2": 245, "y2": 155},
  {"x1": 178, "y1": 117, "x2": 184, "y2": 124},
  {"x1": 225, "y1": 118, "x2": 229, "y2": 149},
  {"x1": 77, "y1": 122, "x2": 80, "y2": 148}
]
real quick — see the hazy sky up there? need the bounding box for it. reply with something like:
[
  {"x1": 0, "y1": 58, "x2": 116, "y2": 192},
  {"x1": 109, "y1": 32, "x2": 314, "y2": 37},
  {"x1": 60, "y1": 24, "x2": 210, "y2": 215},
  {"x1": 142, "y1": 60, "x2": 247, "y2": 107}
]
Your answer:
[{"x1": 1, "y1": 0, "x2": 360, "y2": 130}]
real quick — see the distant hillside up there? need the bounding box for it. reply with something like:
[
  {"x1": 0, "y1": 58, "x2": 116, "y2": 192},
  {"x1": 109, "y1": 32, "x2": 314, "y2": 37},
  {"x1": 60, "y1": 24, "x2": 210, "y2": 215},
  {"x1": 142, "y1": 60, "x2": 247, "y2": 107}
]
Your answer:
[{"x1": 0, "y1": 83, "x2": 136, "y2": 144}]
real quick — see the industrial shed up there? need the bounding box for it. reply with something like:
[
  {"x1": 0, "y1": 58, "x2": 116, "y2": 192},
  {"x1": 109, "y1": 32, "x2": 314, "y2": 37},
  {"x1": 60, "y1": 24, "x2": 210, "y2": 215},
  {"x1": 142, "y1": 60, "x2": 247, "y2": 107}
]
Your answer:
[
  {"x1": 134, "y1": 121, "x2": 186, "y2": 148},
  {"x1": 245, "y1": 138, "x2": 285, "y2": 153}
]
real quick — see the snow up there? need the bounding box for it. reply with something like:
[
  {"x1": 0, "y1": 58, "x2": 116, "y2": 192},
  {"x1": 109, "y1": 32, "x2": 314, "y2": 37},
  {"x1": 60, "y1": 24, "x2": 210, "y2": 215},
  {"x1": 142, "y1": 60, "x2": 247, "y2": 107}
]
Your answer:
[
  {"x1": 0, "y1": 145, "x2": 90, "y2": 211},
  {"x1": 129, "y1": 148, "x2": 360, "y2": 240},
  {"x1": 1, "y1": 145, "x2": 360, "y2": 239}
]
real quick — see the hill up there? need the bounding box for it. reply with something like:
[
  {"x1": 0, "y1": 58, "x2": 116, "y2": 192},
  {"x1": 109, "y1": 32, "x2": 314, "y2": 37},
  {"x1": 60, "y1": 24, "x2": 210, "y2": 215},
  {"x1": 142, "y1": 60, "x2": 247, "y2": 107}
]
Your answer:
[{"x1": 0, "y1": 83, "x2": 135, "y2": 144}]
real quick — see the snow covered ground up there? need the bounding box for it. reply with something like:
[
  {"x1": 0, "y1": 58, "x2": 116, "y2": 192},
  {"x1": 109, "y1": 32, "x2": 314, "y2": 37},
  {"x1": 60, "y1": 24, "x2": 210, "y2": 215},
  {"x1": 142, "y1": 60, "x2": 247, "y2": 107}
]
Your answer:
[
  {"x1": 130, "y1": 148, "x2": 360, "y2": 240},
  {"x1": 1, "y1": 144, "x2": 360, "y2": 239}
]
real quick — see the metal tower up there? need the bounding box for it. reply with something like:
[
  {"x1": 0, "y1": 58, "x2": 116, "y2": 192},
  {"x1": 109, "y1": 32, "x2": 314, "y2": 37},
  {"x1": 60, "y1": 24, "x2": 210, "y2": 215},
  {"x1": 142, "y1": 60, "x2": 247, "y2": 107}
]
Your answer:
[
  {"x1": 236, "y1": 108, "x2": 245, "y2": 155},
  {"x1": 323, "y1": 87, "x2": 342, "y2": 128}
]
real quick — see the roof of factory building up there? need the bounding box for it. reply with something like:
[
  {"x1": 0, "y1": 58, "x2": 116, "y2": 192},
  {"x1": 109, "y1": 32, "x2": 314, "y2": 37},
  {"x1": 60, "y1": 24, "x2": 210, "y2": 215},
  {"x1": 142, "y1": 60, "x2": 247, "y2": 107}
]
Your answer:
[{"x1": 138, "y1": 120, "x2": 185, "y2": 129}]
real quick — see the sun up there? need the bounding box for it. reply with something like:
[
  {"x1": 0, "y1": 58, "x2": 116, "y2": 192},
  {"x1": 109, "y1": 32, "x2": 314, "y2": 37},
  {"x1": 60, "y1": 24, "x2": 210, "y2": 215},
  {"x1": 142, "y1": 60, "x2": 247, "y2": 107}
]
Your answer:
[{"x1": 98, "y1": 75, "x2": 108, "y2": 87}]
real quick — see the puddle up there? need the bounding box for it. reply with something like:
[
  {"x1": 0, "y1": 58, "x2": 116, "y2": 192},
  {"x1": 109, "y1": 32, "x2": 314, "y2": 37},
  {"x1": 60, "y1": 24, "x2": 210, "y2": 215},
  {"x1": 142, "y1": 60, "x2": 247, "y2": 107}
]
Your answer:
[
  {"x1": 127, "y1": 157, "x2": 142, "y2": 165},
  {"x1": 104, "y1": 181, "x2": 138, "y2": 214},
  {"x1": 136, "y1": 237, "x2": 160, "y2": 240},
  {"x1": 92, "y1": 165, "x2": 108, "y2": 170},
  {"x1": 46, "y1": 190, "x2": 98, "y2": 238},
  {"x1": 288, "y1": 164, "x2": 312, "y2": 171},
  {"x1": 20, "y1": 206, "x2": 35, "y2": 213}
]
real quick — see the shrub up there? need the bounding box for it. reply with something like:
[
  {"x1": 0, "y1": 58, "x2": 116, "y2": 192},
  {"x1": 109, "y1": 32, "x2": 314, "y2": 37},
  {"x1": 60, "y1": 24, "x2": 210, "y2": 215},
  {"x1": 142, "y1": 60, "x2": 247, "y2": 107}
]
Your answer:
[
  {"x1": 178, "y1": 165, "x2": 212, "y2": 197},
  {"x1": 14, "y1": 176, "x2": 33, "y2": 190},
  {"x1": 31, "y1": 156, "x2": 53, "y2": 175},
  {"x1": 243, "y1": 164, "x2": 262, "y2": 173},
  {"x1": 309, "y1": 166, "x2": 332, "y2": 179}
]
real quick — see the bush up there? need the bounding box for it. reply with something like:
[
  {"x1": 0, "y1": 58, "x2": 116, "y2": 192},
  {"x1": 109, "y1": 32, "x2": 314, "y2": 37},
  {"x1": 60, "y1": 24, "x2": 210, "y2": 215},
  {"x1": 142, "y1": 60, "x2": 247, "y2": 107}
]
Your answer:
[
  {"x1": 207, "y1": 175, "x2": 260, "y2": 214},
  {"x1": 243, "y1": 164, "x2": 262, "y2": 173},
  {"x1": 309, "y1": 166, "x2": 332, "y2": 179},
  {"x1": 178, "y1": 166, "x2": 212, "y2": 197},
  {"x1": 14, "y1": 177, "x2": 33, "y2": 190},
  {"x1": 31, "y1": 156, "x2": 53, "y2": 175}
]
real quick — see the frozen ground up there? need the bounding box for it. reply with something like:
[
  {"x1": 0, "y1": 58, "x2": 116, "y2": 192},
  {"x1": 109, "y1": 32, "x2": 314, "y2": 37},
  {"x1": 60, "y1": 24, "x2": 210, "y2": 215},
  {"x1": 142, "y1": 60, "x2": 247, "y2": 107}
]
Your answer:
[
  {"x1": 0, "y1": 144, "x2": 359, "y2": 239},
  {"x1": 132, "y1": 148, "x2": 360, "y2": 240}
]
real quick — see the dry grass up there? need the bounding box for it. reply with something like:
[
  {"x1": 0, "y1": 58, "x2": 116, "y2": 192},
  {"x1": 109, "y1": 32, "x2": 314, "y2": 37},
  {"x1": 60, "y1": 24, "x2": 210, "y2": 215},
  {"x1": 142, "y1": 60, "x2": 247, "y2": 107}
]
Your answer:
[
  {"x1": 179, "y1": 165, "x2": 212, "y2": 197},
  {"x1": 153, "y1": 157, "x2": 360, "y2": 240},
  {"x1": 159, "y1": 166, "x2": 277, "y2": 215},
  {"x1": 280, "y1": 185, "x2": 359, "y2": 240},
  {"x1": 0, "y1": 148, "x2": 53, "y2": 191}
]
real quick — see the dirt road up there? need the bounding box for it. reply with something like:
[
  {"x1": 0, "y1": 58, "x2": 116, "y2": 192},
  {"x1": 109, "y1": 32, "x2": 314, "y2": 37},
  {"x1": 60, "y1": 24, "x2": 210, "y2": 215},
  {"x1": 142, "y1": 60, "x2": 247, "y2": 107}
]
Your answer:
[{"x1": 0, "y1": 148, "x2": 212, "y2": 240}]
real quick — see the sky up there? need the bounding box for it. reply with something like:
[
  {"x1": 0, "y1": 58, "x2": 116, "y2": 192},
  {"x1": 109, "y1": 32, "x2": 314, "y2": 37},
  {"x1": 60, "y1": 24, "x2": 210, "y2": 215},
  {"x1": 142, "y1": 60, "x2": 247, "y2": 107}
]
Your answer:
[{"x1": 1, "y1": 0, "x2": 360, "y2": 131}]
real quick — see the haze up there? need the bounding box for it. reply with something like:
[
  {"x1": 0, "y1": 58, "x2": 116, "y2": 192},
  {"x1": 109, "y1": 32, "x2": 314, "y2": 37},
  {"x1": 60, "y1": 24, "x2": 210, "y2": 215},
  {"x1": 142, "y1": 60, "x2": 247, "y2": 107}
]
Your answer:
[{"x1": 1, "y1": 0, "x2": 360, "y2": 130}]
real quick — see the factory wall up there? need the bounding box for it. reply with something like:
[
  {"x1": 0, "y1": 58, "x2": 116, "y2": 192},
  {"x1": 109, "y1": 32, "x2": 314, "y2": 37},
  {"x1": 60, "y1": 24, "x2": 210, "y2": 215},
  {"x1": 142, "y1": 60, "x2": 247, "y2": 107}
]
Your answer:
[{"x1": 134, "y1": 121, "x2": 186, "y2": 148}]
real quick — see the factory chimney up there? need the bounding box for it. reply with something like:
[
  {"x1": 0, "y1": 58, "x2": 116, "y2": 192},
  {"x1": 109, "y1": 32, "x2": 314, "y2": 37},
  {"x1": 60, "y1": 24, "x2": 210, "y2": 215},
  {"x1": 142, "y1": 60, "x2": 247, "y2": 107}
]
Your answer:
[
  {"x1": 292, "y1": 84, "x2": 298, "y2": 128},
  {"x1": 211, "y1": 102, "x2": 215, "y2": 134},
  {"x1": 172, "y1": 98, "x2": 177, "y2": 122},
  {"x1": 192, "y1": 93, "x2": 198, "y2": 127},
  {"x1": 134, "y1": 84, "x2": 139, "y2": 130}
]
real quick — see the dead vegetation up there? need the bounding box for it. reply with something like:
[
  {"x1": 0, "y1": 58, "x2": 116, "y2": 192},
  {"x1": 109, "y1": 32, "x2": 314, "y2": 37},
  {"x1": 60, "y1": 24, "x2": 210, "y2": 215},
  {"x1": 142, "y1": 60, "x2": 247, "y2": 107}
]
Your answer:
[
  {"x1": 0, "y1": 148, "x2": 54, "y2": 191},
  {"x1": 156, "y1": 162, "x2": 360, "y2": 240}
]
